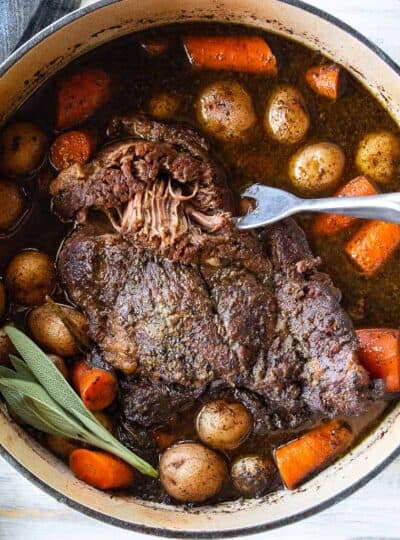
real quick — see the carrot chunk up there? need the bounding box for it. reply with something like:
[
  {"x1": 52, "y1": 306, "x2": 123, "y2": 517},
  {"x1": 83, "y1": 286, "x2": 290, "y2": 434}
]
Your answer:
[
  {"x1": 50, "y1": 129, "x2": 96, "y2": 171},
  {"x1": 140, "y1": 39, "x2": 169, "y2": 56},
  {"x1": 357, "y1": 328, "x2": 400, "y2": 392},
  {"x1": 183, "y1": 36, "x2": 277, "y2": 75},
  {"x1": 70, "y1": 359, "x2": 117, "y2": 411},
  {"x1": 55, "y1": 68, "x2": 110, "y2": 129},
  {"x1": 345, "y1": 220, "x2": 400, "y2": 276},
  {"x1": 274, "y1": 420, "x2": 353, "y2": 489},
  {"x1": 312, "y1": 176, "x2": 377, "y2": 236},
  {"x1": 306, "y1": 63, "x2": 343, "y2": 100},
  {"x1": 69, "y1": 449, "x2": 134, "y2": 490}
]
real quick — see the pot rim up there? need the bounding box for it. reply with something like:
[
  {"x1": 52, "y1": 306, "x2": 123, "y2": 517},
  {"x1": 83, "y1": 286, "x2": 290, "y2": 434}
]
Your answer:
[{"x1": 0, "y1": 0, "x2": 399, "y2": 537}]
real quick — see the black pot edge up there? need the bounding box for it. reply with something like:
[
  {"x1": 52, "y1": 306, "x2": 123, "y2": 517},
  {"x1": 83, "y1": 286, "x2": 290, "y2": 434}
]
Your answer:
[{"x1": 0, "y1": 0, "x2": 399, "y2": 537}]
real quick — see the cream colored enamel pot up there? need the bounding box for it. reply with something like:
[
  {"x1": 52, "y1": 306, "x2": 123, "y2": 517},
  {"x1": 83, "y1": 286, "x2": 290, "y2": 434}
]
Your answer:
[{"x1": 0, "y1": 0, "x2": 399, "y2": 536}]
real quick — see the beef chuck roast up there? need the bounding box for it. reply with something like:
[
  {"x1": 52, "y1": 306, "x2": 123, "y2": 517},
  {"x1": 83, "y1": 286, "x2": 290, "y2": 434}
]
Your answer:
[{"x1": 54, "y1": 115, "x2": 376, "y2": 432}]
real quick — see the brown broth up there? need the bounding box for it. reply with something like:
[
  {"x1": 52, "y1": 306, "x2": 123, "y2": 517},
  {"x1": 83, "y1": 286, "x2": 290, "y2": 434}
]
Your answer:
[{"x1": 2, "y1": 22, "x2": 400, "y2": 503}]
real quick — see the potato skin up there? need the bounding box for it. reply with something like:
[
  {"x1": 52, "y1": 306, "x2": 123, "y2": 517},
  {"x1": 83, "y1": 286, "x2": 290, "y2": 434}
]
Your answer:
[
  {"x1": 289, "y1": 142, "x2": 345, "y2": 195},
  {"x1": 197, "y1": 81, "x2": 256, "y2": 141},
  {"x1": 0, "y1": 180, "x2": 26, "y2": 232},
  {"x1": 0, "y1": 121, "x2": 47, "y2": 177},
  {"x1": 149, "y1": 93, "x2": 180, "y2": 119},
  {"x1": 5, "y1": 250, "x2": 55, "y2": 306},
  {"x1": 264, "y1": 85, "x2": 310, "y2": 144},
  {"x1": 46, "y1": 434, "x2": 78, "y2": 460},
  {"x1": 196, "y1": 399, "x2": 252, "y2": 450},
  {"x1": 160, "y1": 442, "x2": 227, "y2": 503},
  {"x1": 47, "y1": 354, "x2": 69, "y2": 379},
  {"x1": 356, "y1": 131, "x2": 400, "y2": 184},
  {"x1": 231, "y1": 455, "x2": 278, "y2": 497},
  {"x1": 27, "y1": 303, "x2": 87, "y2": 357},
  {"x1": 0, "y1": 325, "x2": 16, "y2": 366}
]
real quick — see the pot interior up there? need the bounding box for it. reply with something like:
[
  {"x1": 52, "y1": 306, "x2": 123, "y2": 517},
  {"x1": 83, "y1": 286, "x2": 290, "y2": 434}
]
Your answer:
[{"x1": 0, "y1": 0, "x2": 399, "y2": 536}]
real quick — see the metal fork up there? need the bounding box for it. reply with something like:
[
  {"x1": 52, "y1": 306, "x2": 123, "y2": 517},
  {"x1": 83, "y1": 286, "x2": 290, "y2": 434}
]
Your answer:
[{"x1": 235, "y1": 184, "x2": 400, "y2": 229}]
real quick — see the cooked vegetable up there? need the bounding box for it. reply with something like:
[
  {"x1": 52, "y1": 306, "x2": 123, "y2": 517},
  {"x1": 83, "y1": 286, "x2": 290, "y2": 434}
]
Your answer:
[
  {"x1": 197, "y1": 80, "x2": 256, "y2": 141},
  {"x1": 55, "y1": 68, "x2": 110, "y2": 130},
  {"x1": 148, "y1": 93, "x2": 180, "y2": 119},
  {"x1": 5, "y1": 250, "x2": 55, "y2": 306},
  {"x1": 0, "y1": 282, "x2": 6, "y2": 320},
  {"x1": 70, "y1": 358, "x2": 117, "y2": 411},
  {"x1": 69, "y1": 449, "x2": 135, "y2": 490},
  {"x1": 357, "y1": 328, "x2": 400, "y2": 392},
  {"x1": 50, "y1": 129, "x2": 96, "y2": 171},
  {"x1": 344, "y1": 220, "x2": 400, "y2": 276},
  {"x1": 47, "y1": 354, "x2": 69, "y2": 379},
  {"x1": 140, "y1": 39, "x2": 169, "y2": 56},
  {"x1": 264, "y1": 85, "x2": 310, "y2": 144},
  {"x1": 153, "y1": 430, "x2": 177, "y2": 450},
  {"x1": 312, "y1": 176, "x2": 378, "y2": 236},
  {"x1": 46, "y1": 434, "x2": 79, "y2": 459},
  {"x1": 0, "y1": 327, "x2": 158, "y2": 478},
  {"x1": 305, "y1": 63, "x2": 344, "y2": 100},
  {"x1": 27, "y1": 303, "x2": 87, "y2": 357},
  {"x1": 183, "y1": 36, "x2": 277, "y2": 75},
  {"x1": 0, "y1": 326, "x2": 15, "y2": 366},
  {"x1": 274, "y1": 420, "x2": 353, "y2": 489},
  {"x1": 355, "y1": 131, "x2": 400, "y2": 184},
  {"x1": 160, "y1": 442, "x2": 227, "y2": 503},
  {"x1": 288, "y1": 142, "x2": 345, "y2": 195},
  {"x1": 196, "y1": 399, "x2": 252, "y2": 450},
  {"x1": 231, "y1": 455, "x2": 278, "y2": 497},
  {"x1": 0, "y1": 180, "x2": 26, "y2": 232},
  {"x1": 0, "y1": 121, "x2": 47, "y2": 177}
]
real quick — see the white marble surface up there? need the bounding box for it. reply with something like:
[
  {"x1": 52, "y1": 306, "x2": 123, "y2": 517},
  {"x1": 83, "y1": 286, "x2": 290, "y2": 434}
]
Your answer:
[{"x1": 1, "y1": 1, "x2": 400, "y2": 539}]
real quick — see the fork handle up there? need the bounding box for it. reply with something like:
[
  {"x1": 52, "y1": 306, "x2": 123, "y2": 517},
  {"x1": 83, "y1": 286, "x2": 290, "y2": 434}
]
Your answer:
[{"x1": 300, "y1": 192, "x2": 400, "y2": 224}]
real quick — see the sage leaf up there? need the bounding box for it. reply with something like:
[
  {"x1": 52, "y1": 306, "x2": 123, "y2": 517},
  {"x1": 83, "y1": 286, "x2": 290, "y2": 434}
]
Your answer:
[
  {"x1": 9, "y1": 355, "x2": 36, "y2": 381},
  {"x1": 2, "y1": 328, "x2": 159, "y2": 478},
  {"x1": 5, "y1": 327, "x2": 95, "y2": 421}
]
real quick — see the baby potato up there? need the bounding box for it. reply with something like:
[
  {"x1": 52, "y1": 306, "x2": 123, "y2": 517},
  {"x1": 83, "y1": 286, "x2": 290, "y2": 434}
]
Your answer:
[
  {"x1": 0, "y1": 180, "x2": 26, "y2": 232},
  {"x1": 148, "y1": 93, "x2": 180, "y2": 119},
  {"x1": 355, "y1": 131, "x2": 400, "y2": 184},
  {"x1": 46, "y1": 434, "x2": 78, "y2": 460},
  {"x1": 5, "y1": 250, "x2": 55, "y2": 306},
  {"x1": 27, "y1": 303, "x2": 87, "y2": 357},
  {"x1": 197, "y1": 80, "x2": 256, "y2": 141},
  {"x1": 231, "y1": 455, "x2": 278, "y2": 497},
  {"x1": 0, "y1": 325, "x2": 16, "y2": 366},
  {"x1": 47, "y1": 354, "x2": 69, "y2": 379},
  {"x1": 0, "y1": 121, "x2": 47, "y2": 177},
  {"x1": 160, "y1": 442, "x2": 227, "y2": 503},
  {"x1": 264, "y1": 85, "x2": 310, "y2": 144},
  {"x1": 196, "y1": 399, "x2": 252, "y2": 450},
  {"x1": 289, "y1": 141, "x2": 345, "y2": 195}
]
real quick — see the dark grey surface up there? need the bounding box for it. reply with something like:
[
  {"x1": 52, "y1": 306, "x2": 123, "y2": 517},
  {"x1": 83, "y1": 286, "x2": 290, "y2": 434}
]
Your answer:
[{"x1": 0, "y1": 0, "x2": 80, "y2": 62}]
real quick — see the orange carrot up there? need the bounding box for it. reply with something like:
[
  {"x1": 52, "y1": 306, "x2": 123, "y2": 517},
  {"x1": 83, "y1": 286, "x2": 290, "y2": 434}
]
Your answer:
[
  {"x1": 274, "y1": 420, "x2": 353, "y2": 489},
  {"x1": 345, "y1": 220, "x2": 400, "y2": 276},
  {"x1": 183, "y1": 36, "x2": 277, "y2": 75},
  {"x1": 306, "y1": 63, "x2": 344, "y2": 100},
  {"x1": 312, "y1": 176, "x2": 378, "y2": 236},
  {"x1": 69, "y1": 449, "x2": 134, "y2": 490},
  {"x1": 140, "y1": 39, "x2": 169, "y2": 56},
  {"x1": 50, "y1": 129, "x2": 96, "y2": 171},
  {"x1": 55, "y1": 68, "x2": 110, "y2": 130},
  {"x1": 70, "y1": 359, "x2": 117, "y2": 411},
  {"x1": 357, "y1": 328, "x2": 400, "y2": 392}
]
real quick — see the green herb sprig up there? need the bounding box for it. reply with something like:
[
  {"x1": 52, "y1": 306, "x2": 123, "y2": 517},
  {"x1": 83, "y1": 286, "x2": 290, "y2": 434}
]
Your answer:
[{"x1": 0, "y1": 327, "x2": 158, "y2": 478}]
